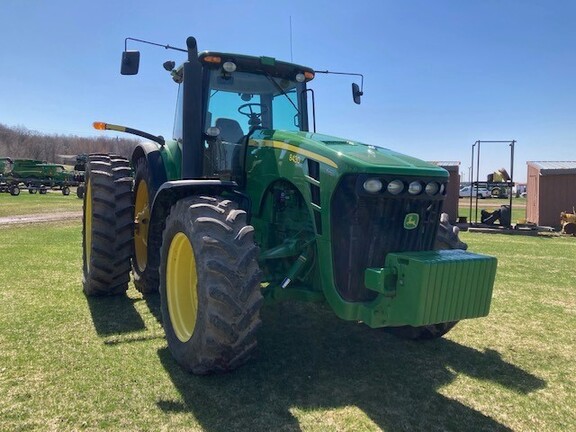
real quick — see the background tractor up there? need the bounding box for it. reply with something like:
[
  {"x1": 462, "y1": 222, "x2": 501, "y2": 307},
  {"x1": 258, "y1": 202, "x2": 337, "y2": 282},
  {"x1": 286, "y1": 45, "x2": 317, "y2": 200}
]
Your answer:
[{"x1": 82, "y1": 36, "x2": 497, "y2": 374}]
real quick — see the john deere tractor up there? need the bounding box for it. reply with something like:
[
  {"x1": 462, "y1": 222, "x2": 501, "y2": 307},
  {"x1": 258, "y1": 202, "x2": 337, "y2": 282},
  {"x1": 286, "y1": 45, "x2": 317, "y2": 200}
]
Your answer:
[{"x1": 82, "y1": 36, "x2": 497, "y2": 374}]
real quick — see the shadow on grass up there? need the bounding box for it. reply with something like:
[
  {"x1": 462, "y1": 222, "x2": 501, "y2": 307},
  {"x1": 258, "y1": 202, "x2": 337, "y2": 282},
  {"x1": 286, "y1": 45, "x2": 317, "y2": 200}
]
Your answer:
[
  {"x1": 155, "y1": 302, "x2": 546, "y2": 432},
  {"x1": 142, "y1": 292, "x2": 162, "y2": 324},
  {"x1": 85, "y1": 294, "x2": 146, "y2": 336}
]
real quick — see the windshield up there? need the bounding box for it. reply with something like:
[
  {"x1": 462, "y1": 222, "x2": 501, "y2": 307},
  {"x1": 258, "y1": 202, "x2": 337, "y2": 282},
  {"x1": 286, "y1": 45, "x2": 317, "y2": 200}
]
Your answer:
[{"x1": 205, "y1": 70, "x2": 306, "y2": 140}]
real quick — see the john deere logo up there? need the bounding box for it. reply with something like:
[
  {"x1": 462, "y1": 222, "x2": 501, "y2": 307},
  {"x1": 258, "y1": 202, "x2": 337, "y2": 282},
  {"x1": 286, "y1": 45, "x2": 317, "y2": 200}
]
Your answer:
[{"x1": 403, "y1": 213, "x2": 420, "y2": 230}]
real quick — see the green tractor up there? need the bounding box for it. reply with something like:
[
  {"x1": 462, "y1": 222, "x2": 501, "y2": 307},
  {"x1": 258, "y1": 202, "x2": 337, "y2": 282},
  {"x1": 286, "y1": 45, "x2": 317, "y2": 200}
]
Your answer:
[{"x1": 82, "y1": 36, "x2": 497, "y2": 374}]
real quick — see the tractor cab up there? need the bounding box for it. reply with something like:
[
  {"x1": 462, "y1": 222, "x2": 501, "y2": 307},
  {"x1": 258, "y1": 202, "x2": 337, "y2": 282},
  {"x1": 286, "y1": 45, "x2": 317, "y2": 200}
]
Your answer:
[{"x1": 170, "y1": 52, "x2": 315, "y2": 181}]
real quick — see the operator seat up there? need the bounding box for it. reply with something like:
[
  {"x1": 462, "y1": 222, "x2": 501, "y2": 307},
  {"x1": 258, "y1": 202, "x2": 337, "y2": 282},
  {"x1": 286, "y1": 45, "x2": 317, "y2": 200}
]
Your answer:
[{"x1": 215, "y1": 118, "x2": 244, "y2": 143}]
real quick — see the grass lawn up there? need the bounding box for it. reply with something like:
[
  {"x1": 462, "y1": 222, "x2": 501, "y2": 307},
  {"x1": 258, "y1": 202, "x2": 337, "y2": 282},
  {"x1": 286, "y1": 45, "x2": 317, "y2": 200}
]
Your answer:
[
  {"x1": 1, "y1": 217, "x2": 575, "y2": 430},
  {"x1": 0, "y1": 188, "x2": 82, "y2": 217}
]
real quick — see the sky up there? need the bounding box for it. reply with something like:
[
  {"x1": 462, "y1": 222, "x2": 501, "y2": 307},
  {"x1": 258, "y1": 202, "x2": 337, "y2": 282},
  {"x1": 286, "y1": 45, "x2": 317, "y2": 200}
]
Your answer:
[{"x1": 1, "y1": 0, "x2": 575, "y2": 182}]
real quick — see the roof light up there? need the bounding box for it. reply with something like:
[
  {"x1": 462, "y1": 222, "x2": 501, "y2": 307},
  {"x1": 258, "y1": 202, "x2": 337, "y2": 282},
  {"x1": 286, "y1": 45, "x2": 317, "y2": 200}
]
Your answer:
[
  {"x1": 222, "y1": 61, "x2": 236, "y2": 73},
  {"x1": 295, "y1": 73, "x2": 305, "y2": 83},
  {"x1": 304, "y1": 71, "x2": 315, "y2": 80}
]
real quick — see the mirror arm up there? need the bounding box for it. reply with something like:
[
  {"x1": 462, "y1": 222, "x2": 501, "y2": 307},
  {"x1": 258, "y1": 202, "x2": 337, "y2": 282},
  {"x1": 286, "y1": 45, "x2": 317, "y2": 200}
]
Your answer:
[
  {"x1": 124, "y1": 37, "x2": 187, "y2": 53},
  {"x1": 314, "y1": 70, "x2": 364, "y2": 93}
]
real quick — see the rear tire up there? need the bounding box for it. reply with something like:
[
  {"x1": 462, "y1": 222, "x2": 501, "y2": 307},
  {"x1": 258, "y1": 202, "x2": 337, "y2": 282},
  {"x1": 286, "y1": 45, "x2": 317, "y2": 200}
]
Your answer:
[
  {"x1": 82, "y1": 154, "x2": 134, "y2": 296},
  {"x1": 132, "y1": 158, "x2": 159, "y2": 294},
  {"x1": 384, "y1": 214, "x2": 465, "y2": 340},
  {"x1": 159, "y1": 196, "x2": 263, "y2": 374}
]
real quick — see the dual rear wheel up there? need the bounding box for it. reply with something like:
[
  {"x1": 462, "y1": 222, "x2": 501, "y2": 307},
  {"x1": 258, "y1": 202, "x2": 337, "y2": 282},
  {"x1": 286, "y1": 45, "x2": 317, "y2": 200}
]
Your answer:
[{"x1": 82, "y1": 156, "x2": 262, "y2": 373}]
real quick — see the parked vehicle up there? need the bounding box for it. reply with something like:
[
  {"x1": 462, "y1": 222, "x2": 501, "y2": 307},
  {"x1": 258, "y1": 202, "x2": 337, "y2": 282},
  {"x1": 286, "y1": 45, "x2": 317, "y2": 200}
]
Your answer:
[{"x1": 459, "y1": 185, "x2": 491, "y2": 198}]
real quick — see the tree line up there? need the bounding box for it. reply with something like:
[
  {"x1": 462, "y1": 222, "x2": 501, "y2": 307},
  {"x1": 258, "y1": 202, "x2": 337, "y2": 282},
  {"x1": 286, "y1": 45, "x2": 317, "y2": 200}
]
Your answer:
[{"x1": 0, "y1": 123, "x2": 139, "y2": 164}]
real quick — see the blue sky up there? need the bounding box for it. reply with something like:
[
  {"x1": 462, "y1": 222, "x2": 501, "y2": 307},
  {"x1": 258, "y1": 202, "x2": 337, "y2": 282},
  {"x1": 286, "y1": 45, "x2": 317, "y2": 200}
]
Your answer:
[{"x1": 1, "y1": 0, "x2": 575, "y2": 182}]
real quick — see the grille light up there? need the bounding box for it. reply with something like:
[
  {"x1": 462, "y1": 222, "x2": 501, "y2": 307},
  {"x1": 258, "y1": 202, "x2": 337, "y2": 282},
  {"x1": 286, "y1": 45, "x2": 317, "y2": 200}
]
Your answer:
[
  {"x1": 363, "y1": 179, "x2": 383, "y2": 193},
  {"x1": 408, "y1": 181, "x2": 422, "y2": 195},
  {"x1": 425, "y1": 181, "x2": 440, "y2": 196},
  {"x1": 387, "y1": 180, "x2": 404, "y2": 195}
]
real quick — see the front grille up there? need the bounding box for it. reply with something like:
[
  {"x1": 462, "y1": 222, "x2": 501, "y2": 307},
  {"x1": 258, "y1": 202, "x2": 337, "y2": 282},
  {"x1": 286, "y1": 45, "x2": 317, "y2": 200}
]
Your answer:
[{"x1": 331, "y1": 175, "x2": 444, "y2": 302}]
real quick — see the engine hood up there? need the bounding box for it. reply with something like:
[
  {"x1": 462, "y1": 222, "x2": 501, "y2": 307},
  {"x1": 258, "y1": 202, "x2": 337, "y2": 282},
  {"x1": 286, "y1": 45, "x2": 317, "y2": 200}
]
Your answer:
[{"x1": 251, "y1": 130, "x2": 447, "y2": 177}]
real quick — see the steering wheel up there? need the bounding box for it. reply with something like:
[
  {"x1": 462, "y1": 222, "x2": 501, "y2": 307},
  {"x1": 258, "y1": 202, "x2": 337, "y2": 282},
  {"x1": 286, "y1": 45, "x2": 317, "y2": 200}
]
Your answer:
[{"x1": 237, "y1": 103, "x2": 267, "y2": 128}]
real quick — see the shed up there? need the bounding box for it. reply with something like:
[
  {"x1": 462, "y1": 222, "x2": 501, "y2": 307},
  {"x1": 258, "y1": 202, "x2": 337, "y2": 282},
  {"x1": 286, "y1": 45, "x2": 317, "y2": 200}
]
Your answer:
[
  {"x1": 526, "y1": 161, "x2": 576, "y2": 228},
  {"x1": 429, "y1": 161, "x2": 460, "y2": 224}
]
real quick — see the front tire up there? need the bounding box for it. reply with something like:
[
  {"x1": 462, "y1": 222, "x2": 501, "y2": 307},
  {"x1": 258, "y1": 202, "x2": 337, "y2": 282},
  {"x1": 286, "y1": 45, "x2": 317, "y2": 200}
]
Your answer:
[
  {"x1": 82, "y1": 154, "x2": 133, "y2": 296},
  {"x1": 159, "y1": 196, "x2": 263, "y2": 374}
]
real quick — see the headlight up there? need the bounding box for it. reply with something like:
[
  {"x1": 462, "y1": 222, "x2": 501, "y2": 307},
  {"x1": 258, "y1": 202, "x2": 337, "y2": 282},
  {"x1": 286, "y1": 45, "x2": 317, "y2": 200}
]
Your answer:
[
  {"x1": 408, "y1": 181, "x2": 422, "y2": 195},
  {"x1": 425, "y1": 181, "x2": 440, "y2": 196},
  {"x1": 363, "y1": 179, "x2": 383, "y2": 193},
  {"x1": 387, "y1": 180, "x2": 404, "y2": 195}
]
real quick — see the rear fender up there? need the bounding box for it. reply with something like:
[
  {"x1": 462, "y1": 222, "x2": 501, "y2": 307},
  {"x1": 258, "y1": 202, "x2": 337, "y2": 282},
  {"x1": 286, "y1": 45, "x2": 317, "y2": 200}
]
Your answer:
[{"x1": 131, "y1": 143, "x2": 168, "y2": 194}]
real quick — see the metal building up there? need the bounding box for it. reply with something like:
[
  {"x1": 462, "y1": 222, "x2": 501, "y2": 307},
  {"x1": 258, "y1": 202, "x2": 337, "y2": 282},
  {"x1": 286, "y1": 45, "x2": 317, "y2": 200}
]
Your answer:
[
  {"x1": 429, "y1": 161, "x2": 460, "y2": 224},
  {"x1": 526, "y1": 161, "x2": 576, "y2": 228}
]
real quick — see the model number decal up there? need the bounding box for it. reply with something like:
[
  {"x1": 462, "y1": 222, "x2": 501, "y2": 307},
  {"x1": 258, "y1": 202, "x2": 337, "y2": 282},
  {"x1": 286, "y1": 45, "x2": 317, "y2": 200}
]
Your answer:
[{"x1": 289, "y1": 153, "x2": 303, "y2": 164}]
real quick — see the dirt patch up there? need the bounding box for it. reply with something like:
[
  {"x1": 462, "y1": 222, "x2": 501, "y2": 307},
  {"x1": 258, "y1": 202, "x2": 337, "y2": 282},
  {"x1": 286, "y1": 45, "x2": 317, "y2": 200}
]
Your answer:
[{"x1": 0, "y1": 211, "x2": 82, "y2": 226}]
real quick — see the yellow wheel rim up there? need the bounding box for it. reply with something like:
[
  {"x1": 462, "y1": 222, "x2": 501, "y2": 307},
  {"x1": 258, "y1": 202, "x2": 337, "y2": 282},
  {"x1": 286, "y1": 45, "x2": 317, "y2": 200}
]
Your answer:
[
  {"x1": 166, "y1": 232, "x2": 199, "y2": 342},
  {"x1": 84, "y1": 179, "x2": 92, "y2": 272},
  {"x1": 134, "y1": 179, "x2": 150, "y2": 271}
]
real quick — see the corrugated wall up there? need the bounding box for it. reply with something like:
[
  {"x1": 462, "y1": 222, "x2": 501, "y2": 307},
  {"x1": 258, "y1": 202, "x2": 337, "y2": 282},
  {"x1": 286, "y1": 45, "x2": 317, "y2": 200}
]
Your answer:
[{"x1": 527, "y1": 165, "x2": 576, "y2": 227}]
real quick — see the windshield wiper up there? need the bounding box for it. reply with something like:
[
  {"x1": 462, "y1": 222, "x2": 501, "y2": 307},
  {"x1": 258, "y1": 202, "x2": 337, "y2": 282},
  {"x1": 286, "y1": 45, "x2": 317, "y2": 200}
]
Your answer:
[{"x1": 262, "y1": 72, "x2": 300, "y2": 116}]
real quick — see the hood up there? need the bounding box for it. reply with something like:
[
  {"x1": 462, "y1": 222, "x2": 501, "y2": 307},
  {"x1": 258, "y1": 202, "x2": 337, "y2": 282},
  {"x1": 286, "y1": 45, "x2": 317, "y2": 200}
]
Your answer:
[{"x1": 261, "y1": 130, "x2": 447, "y2": 176}]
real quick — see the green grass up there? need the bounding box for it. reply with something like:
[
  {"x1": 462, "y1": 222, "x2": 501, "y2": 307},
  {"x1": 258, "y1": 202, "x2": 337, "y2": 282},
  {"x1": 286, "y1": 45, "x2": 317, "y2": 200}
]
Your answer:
[
  {"x1": 0, "y1": 188, "x2": 82, "y2": 217},
  {"x1": 1, "y1": 220, "x2": 575, "y2": 431}
]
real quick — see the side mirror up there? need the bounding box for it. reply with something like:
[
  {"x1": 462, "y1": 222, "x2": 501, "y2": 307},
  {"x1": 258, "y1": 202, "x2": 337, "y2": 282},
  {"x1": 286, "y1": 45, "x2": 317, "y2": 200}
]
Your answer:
[
  {"x1": 121, "y1": 50, "x2": 140, "y2": 75},
  {"x1": 352, "y1": 83, "x2": 363, "y2": 105}
]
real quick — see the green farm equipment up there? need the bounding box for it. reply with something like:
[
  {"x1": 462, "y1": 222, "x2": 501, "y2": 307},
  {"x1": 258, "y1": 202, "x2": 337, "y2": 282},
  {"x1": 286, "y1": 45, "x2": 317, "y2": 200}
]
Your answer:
[
  {"x1": 82, "y1": 36, "x2": 497, "y2": 374},
  {"x1": 1, "y1": 158, "x2": 77, "y2": 195}
]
